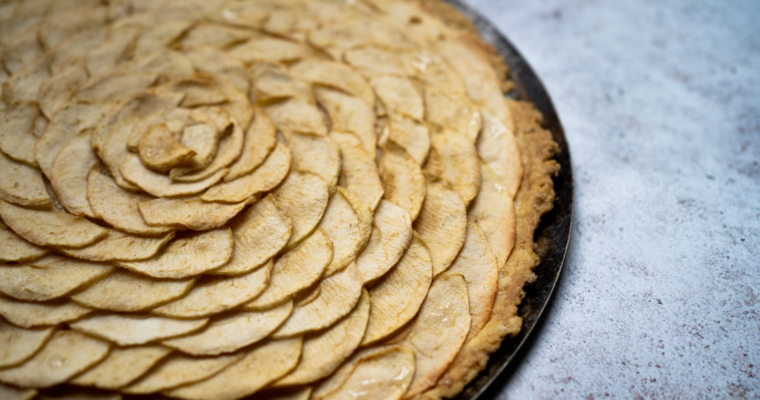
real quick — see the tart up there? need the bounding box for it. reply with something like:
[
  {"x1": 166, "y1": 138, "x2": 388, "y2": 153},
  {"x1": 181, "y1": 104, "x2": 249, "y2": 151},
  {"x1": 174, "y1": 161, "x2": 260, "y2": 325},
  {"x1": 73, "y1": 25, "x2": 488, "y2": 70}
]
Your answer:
[{"x1": 0, "y1": 0, "x2": 559, "y2": 399}]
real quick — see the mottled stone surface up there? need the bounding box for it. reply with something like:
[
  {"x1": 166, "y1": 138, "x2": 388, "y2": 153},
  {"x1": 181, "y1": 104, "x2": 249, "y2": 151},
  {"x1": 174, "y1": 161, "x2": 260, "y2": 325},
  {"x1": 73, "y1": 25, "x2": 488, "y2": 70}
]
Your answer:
[{"x1": 465, "y1": 0, "x2": 760, "y2": 398}]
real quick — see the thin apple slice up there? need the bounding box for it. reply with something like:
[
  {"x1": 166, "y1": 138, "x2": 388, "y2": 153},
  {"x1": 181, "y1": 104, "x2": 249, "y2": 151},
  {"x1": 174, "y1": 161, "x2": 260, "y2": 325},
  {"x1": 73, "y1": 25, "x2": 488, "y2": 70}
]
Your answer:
[
  {"x1": 370, "y1": 76, "x2": 423, "y2": 121},
  {"x1": 71, "y1": 270, "x2": 196, "y2": 313},
  {"x1": 0, "y1": 151, "x2": 51, "y2": 207},
  {"x1": 131, "y1": 15, "x2": 195, "y2": 55},
  {"x1": 355, "y1": 200, "x2": 413, "y2": 285},
  {"x1": 398, "y1": 272, "x2": 471, "y2": 398},
  {"x1": 70, "y1": 314, "x2": 208, "y2": 346},
  {"x1": 425, "y1": 88, "x2": 481, "y2": 143},
  {"x1": 476, "y1": 107, "x2": 522, "y2": 197},
  {"x1": 434, "y1": 37, "x2": 514, "y2": 130},
  {"x1": 272, "y1": 171, "x2": 329, "y2": 249},
  {"x1": 225, "y1": 107, "x2": 277, "y2": 182},
  {"x1": 176, "y1": 119, "x2": 220, "y2": 170},
  {"x1": 122, "y1": 352, "x2": 244, "y2": 395},
  {"x1": 170, "y1": 119, "x2": 245, "y2": 183},
  {"x1": 86, "y1": 170, "x2": 173, "y2": 236},
  {"x1": 213, "y1": 195, "x2": 292, "y2": 276},
  {"x1": 0, "y1": 220, "x2": 47, "y2": 263},
  {"x1": 2, "y1": 28, "x2": 43, "y2": 75},
  {"x1": 379, "y1": 141, "x2": 426, "y2": 221},
  {"x1": 0, "y1": 296, "x2": 91, "y2": 328},
  {"x1": 164, "y1": 338, "x2": 303, "y2": 400},
  {"x1": 315, "y1": 88, "x2": 377, "y2": 159},
  {"x1": 70, "y1": 345, "x2": 172, "y2": 390},
  {"x1": 0, "y1": 382, "x2": 36, "y2": 400},
  {"x1": 0, "y1": 255, "x2": 113, "y2": 302},
  {"x1": 178, "y1": 22, "x2": 256, "y2": 49},
  {"x1": 123, "y1": 49, "x2": 195, "y2": 79},
  {"x1": 37, "y1": 59, "x2": 89, "y2": 120},
  {"x1": 265, "y1": 100, "x2": 327, "y2": 140},
  {"x1": 230, "y1": 34, "x2": 317, "y2": 64},
  {"x1": 447, "y1": 223, "x2": 499, "y2": 341},
  {"x1": 413, "y1": 180, "x2": 467, "y2": 277},
  {"x1": 50, "y1": 131, "x2": 99, "y2": 217},
  {"x1": 3, "y1": 55, "x2": 51, "y2": 105},
  {"x1": 0, "y1": 202, "x2": 108, "y2": 251},
  {"x1": 60, "y1": 229, "x2": 176, "y2": 262},
  {"x1": 361, "y1": 232, "x2": 432, "y2": 346},
  {"x1": 243, "y1": 229, "x2": 332, "y2": 311},
  {"x1": 314, "y1": 347, "x2": 416, "y2": 400},
  {"x1": 184, "y1": 45, "x2": 249, "y2": 95},
  {"x1": 201, "y1": 142, "x2": 290, "y2": 204},
  {"x1": 50, "y1": 26, "x2": 107, "y2": 74},
  {"x1": 423, "y1": 129, "x2": 481, "y2": 206},
  {"x1": 116, "y1": 228, "x2": 233, "y2": 279},
  {"x1": 249, "y1": 62, "x2": 313, "y2": 105},
  {"x1": 0, "y1": 101, "x2": 41, "y2": 167},
  {"x1": 290, "y1": 59, "x2": 374, "y2": 107},
  {"x1": 0, "y1": 320, "x2": 54, "y2": 368},
  {"x1": 318, "y1": 189, "x2": 373, "y2": 276},
  {"x1": 468, "y1": 161, "x2": 516, "y2": 267},
  {"x1": 383, "y1": 115, "x2": 430, "y2": 166},
  {"x1": 137, "y1": 196, "x2": 248, "y2": 231},
  {"x1": 288, "y1": 132, "x2": 341, "y2": 191},
  {"x1": 38, "y1": 6, "x2": 107, "y2": 51},
  {"x1": 344, "y1": 46, "x2": 406, "y2": 76},
  {"x1": 152, "y1": 261, "x2": 272, "y2": 318},
  {"x1": 272, "y1": 262, "x2": 363, "y2": 338},
  {"x1": 273, "y1": 289, "x2": 370, "y2": 387},
  {"x1": 0, "y1": 330, "x2": 110, "y2": 389},
  {"x1": 162, "y1": 300, "x2": 293, "y2": 356},
  {"x1": 120, "y1": 154, "x2": 227, "y2": 197},
  {"x1": 331, "y1": 131, "x2": 383, "y2": 211},
  {"x1": 137, "y1": 124, "x2": 195, "y2": 173},
  {"x1": 72, "y1": 72, "x2": 158, "y2": 104}
]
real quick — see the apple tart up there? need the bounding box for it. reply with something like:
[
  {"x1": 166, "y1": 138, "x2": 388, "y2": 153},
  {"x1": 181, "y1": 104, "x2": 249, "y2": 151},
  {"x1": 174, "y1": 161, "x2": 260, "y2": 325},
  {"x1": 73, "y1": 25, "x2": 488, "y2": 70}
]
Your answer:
[{"x1": 0, "y1": 0, "x2": 559, "y2": 399}]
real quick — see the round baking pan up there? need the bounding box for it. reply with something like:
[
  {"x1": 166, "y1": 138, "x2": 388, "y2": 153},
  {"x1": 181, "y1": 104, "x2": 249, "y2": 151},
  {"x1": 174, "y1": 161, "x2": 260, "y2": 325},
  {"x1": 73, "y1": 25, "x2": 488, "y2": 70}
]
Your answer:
[{"x1": 441, "y1": 1, "x2": 575, "y2": 399}]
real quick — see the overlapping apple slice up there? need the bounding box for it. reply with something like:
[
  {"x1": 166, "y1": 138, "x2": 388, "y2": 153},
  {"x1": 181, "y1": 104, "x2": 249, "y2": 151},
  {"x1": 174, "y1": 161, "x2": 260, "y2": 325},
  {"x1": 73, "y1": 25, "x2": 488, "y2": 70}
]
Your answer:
[
  {"x1": 0, "y1": 220, "x2": 48, "y2": 263},
  {"x1": 70, "y1": 314, "x2": 208, "y2": 346},
  {"x1": 0, "y1": 297, "x2": 91, "y2": 329},
  {"x1": 116, "y1": 228, "x2": 233, "y2": 279},
  {"x1": 0, "y1": 320, "x2": 54, "y2": 369},
  {"x1": 0, "y1": 255, "x2": 113, "y2": 302},
  {"x1": 0, "y1": 330, "x2": 110, "y2": 389},
  {"x1": 162, "y1": 300, "x2": 293, "y2": 356},
  {"x1": 164, "y1": 338, "x2": 303, "y2": 400},
  {"x1": 70, "y1": 345, "x2": 172, "y2": 390},
  {"x1": 152, "y1": 261, "x2": 272, "y2": 318},
  {"x1": 122, "y1": 352, "x2": 244, "y2": 395},
  {"x1": 0, "y1": 151, "x2": 51, "y2": 207},
  {"x1": 70, "y1": 270, "x2": 196, "y2": 313},
  {"x1": 272, "y1": 290, "x2": 370, "y2": 387}
]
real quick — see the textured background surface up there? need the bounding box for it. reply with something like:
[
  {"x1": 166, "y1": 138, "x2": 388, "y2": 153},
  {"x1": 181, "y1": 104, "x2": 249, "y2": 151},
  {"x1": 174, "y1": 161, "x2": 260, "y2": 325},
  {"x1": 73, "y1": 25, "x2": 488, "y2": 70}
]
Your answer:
[{"x1": 464, "y1": 0, "x2": 760, "y2": 398}]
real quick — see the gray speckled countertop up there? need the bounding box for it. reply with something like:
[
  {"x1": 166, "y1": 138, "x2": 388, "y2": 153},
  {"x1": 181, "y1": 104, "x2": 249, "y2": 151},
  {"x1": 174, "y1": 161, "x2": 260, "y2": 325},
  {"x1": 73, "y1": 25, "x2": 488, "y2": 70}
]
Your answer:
[{"x1": 464, "y1": 0, "x2": 760, "y2": 398}]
